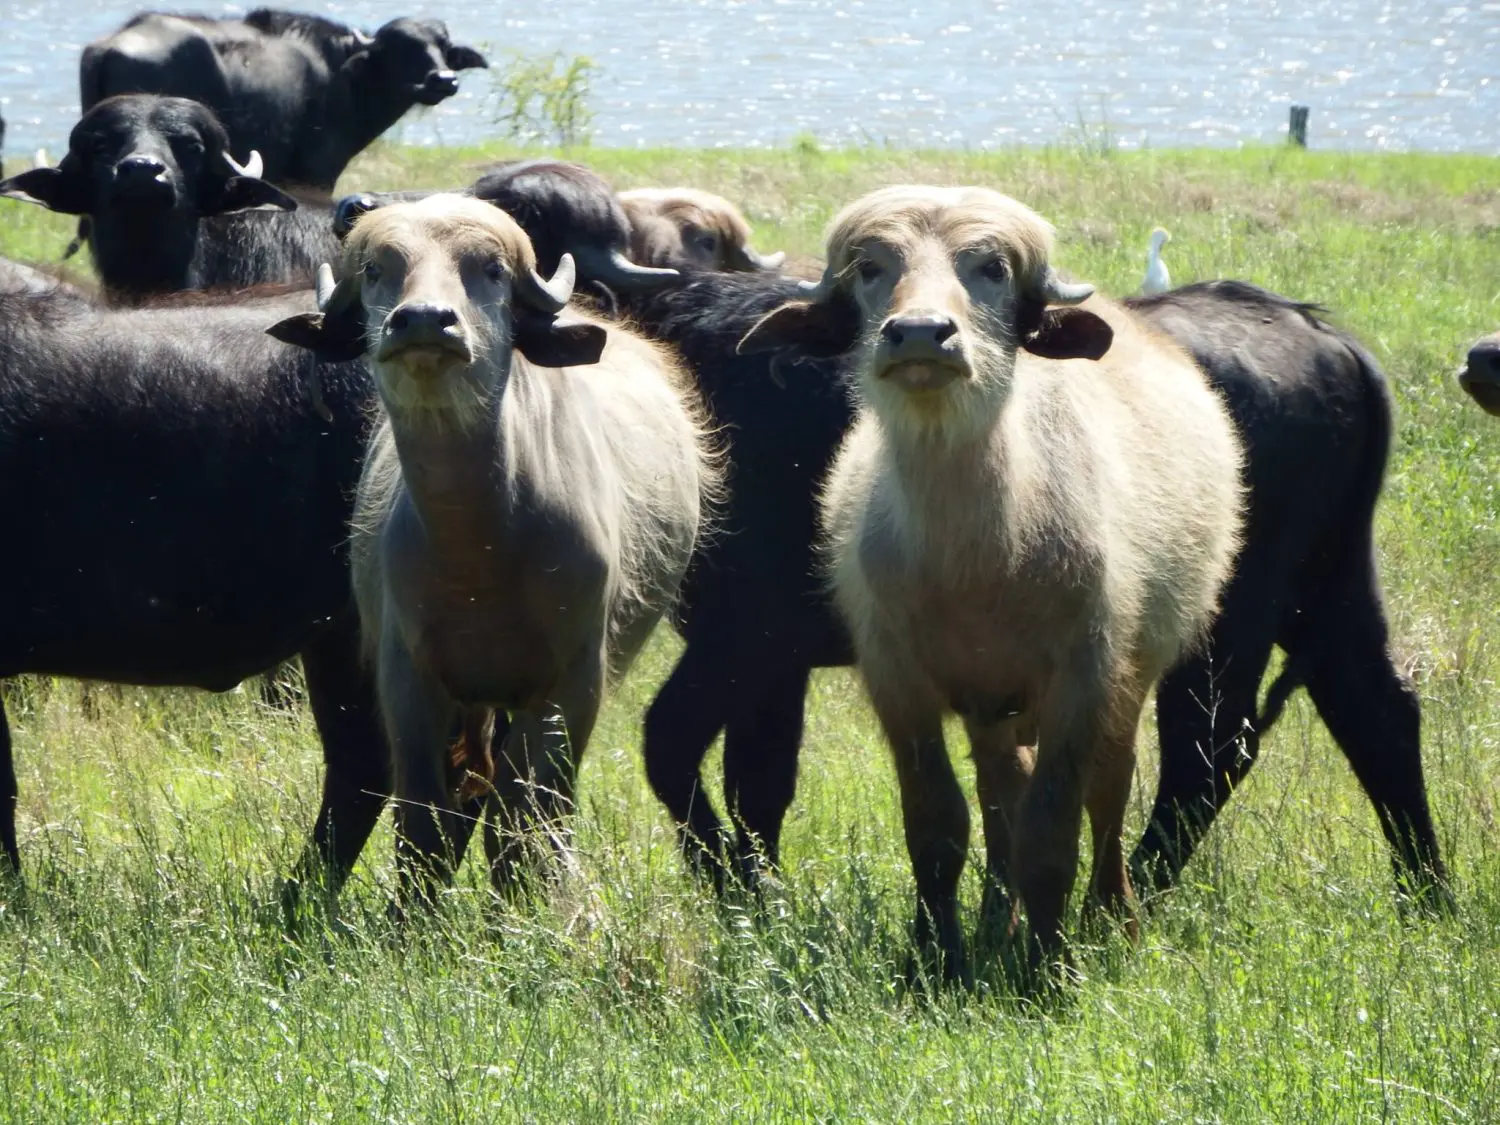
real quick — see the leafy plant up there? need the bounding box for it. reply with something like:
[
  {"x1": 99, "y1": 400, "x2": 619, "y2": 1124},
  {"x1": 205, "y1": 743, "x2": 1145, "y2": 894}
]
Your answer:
[{"x1": 492, "y1": 52, "x2": 598, "y2": 148}]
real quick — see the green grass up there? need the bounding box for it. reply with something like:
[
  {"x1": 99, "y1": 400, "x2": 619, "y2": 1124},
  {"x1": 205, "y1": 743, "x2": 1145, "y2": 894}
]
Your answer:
[{"x1": 3, "y1": 144, "x2": 1500, "y2": 1121}]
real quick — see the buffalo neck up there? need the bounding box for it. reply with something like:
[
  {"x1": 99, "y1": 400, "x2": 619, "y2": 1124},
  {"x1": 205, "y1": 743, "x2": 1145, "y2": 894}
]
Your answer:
[
  {"x1": 882, "y1": 390, "x2": 1031, "y2": 559},
  {"x1": 92, "y1": 213, "x2": 198, "y2": 296},
  {"x1": 380, "y1": 360, "x2": 557, "y2": 585}
]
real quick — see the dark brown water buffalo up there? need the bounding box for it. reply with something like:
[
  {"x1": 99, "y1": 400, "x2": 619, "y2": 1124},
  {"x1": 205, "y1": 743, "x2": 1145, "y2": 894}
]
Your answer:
[
  {"x1": 0, "y1": 280, "x2": 387, "y2": 903},
  {"x1": 618, "y1": 187, "x2": 786, "y2": 272},
  {"x1": 80, "y1": 8, "x2": 486, "y2": 191},
  {"x1": 0, "y1": 96, "x2": 342, "y2": 301},
  {"x1": 1459, "y1": 333, "x2": 1500, "y2": 414},
  {"x1": 326, "y1": 167, "x2": 1451, "y2": 914}
]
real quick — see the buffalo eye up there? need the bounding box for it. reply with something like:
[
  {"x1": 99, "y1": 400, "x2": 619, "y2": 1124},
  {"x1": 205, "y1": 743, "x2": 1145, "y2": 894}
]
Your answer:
[
  {"x1": 855, "y1": 258, "x2": 883, "y2": 283},
  {"x1": 691, "y1": 230, "x2": 718, "y2": 254},
  {"x1": 979, "y1": 257, "x2": 1009, "y2": 283},
  {"x1": 483, "y1": 259, "x2": 505, "y2": 283},
  {"x1": 363, "y1": 260, "x2": 382, "y2": 283}
]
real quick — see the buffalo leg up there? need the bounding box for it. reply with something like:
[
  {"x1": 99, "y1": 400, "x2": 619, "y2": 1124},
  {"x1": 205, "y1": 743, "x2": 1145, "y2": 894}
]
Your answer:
[
  {"x1": 1082, "y1": 693, "x2": 1146, "y2": 942},
  {"x1": 866, "y1": 672, "x2": 968, "y2": 984},
  {"x1": 0, "y1": 692, "x2": 18, "y2": 880},
  {"x1": 485, "y1": 644, "x2": 603, "y2": 896},
  {"x1": 722, "y1": 662, "x2": 811, "y2": 884},
  {"x1": 1130, "y1": 608, "x2": 1278, "y2": 897},
  {"x1": 377, "y1": 633, "x2": 465, "y2": 911},
  {"x1": 293, "y1": 620, "x2": 395, "y2": 899},
  {"x1": 1286, "y1": 552, "x2": 1451, "y2": 911},
  {"x1": 966, "y1": 715, "x2": 1032, "y2": 945},
  {"x1": 643, "y1": 637, "x2": 738, "y2": 881}
]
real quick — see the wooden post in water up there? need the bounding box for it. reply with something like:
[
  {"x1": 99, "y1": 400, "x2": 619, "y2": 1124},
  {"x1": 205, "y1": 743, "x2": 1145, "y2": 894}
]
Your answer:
[{"x1": 1289, "y1": 104, "x2": 1310, "y2": 147}]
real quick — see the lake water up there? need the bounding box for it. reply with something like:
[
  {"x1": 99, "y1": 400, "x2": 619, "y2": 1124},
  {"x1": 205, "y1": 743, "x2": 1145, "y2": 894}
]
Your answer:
[{"x1": 1, "y1": 0, "x2": 1496, "y2": 157}]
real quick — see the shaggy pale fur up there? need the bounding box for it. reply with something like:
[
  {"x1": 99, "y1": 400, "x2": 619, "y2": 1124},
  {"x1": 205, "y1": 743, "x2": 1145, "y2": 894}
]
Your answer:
[
  {"x1": 815, "y1": 185, "x2": 1244, "y2": 978},
  {"x1": 619, "y1": 186, "x2": 774, "y2": 271},
  {"x1": 345, "y1": 194, "x2": 718, "y2": 901}
]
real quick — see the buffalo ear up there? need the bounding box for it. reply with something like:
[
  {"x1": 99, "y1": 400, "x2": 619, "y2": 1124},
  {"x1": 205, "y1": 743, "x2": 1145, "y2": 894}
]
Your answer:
[
  {"x1": 340, "y1": 49, "x2": 374, "y2": 82},
  {"x1": 737, "y1": 296, "x2": 859, "y2": 359},
  {"x1": 1022, "y1": 307, "x2": 1114, "y2": 361},
  {"x1": 267, "y1": 310, "x2": 368, "y2": 362},
  {"x1": 445, "y1": 44, "x2": 488, "y2": 70},
  {"x1": 514, "y1": 318, "x2": 607, "y2": 368},
  {"x1": 206, "y1": 176, "x2": 298, "y2": 216},
  {"x1": 0, "y1": 165, "x2": 91, "y2": 215}
]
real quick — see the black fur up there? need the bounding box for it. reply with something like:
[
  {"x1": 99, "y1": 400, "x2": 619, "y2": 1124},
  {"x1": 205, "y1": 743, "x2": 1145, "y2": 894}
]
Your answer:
[
  {"x1": 0, "y1": 284, "x2": 390, "y2": 895},
  {"x1": 79, "y1": 10, "x2": 486, "y2": 190},
  {"x1": 1123, "y1": 280, "x2": 1447, "y2": 908},
  {"x1": 0, "y1": 96, "x2": 334, "y2": 301}
]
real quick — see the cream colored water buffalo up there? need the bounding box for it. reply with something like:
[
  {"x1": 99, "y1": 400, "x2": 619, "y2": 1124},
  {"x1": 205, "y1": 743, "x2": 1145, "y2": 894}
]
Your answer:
[
  {"x1": 270, "y1": 194, "x2": 717, "y2": 906},
  {"x1": 618, "y1": 187, "x2": 785, "y2": 273},
  {"x1": 739, "y1": 185, "x2": 1244, "y2": 985}
]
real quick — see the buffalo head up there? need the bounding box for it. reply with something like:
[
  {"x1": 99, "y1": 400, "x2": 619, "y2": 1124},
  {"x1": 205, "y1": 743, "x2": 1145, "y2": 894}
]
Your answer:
[
  {"x1": 330, "y1": 161, "x2": 680, "y2": 297},
  {"x1": 0, "y1": 95, "x2": 295, "y2": 296},
  {"x1": 342, "y1": 18, "x2": 487, "y2": 108}
]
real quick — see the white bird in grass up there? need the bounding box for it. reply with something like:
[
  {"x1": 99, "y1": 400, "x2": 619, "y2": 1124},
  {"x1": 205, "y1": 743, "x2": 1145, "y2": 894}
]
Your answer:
[{"x1": 1141, "y1": 226, "x2": 1171, "y2": 295}]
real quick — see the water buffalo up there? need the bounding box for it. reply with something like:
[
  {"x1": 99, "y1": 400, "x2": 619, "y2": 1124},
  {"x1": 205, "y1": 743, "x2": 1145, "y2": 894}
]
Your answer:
[
  {"x1": 0, "y1": 95, "x2": 342, "y2": 300},
  {"x1": 736, "y1": 186, "x2": 1243, "y2": 979},
  {"x1": 1458, "y1": 333, "x2": 1500, "y2": 415},
  {"x1": 628, "y1": 269, "x2": 1449, "y2": 916},
  {"x1": 0, "y1": 282, "x2": 388, "y2": 901},
  {"x1": 334, "y1": 160, "x2": 683, "y2": 297},
  {"x1": 328, "y1": 164, "x2": 1451, "y2": 914},
  {"x1": 80, "y1": 9, "x2": 487, "y2": 191},
  {"x1": 618, "y1": 187, "x2": 786, "y2": 272},
  {"x1": 268, "y1": 196, "x2": 717, "y2": 906}
]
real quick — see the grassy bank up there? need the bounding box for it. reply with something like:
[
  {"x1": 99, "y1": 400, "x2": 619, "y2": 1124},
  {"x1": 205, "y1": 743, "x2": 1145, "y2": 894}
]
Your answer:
[{"x1": 2, "y1": 144, "x2": 1500, "y2": 1122}]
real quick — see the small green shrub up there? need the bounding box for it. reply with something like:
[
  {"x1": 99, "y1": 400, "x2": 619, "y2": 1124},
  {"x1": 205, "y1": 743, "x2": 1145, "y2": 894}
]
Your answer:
[{"x1": 492, "y1": 52, "x2": 597, "y2": 148}]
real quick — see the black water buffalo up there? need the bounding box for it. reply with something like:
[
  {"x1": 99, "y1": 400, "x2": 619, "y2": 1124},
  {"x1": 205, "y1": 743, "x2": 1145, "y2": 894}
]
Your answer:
[
  {"x1": 0, "y1": 95, "x2": 341, "y2": 300},
  {"x1": 326, "y1": 170, "x2": 1450, "y2": 911},
  {"x1": 0, "y1": 282, "x2": 388, "y2": 898},
  {"x1": 81, "y1": 9, "x2": 486, "y2": 190},
  {"x1": 1459, "y1": 333, "x2": 1500, "y2": 415}
]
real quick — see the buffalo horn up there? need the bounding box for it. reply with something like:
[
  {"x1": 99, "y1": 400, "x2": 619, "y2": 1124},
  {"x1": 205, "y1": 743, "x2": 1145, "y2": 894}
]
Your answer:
[
  {"x1": 518, "y1": 252, "x2": 576, "y2": 315},
  {"x1": 223, "y1": 149, "x2": 264, "y2": 180},
  {"x1": 572, "y1": 246, "x2": 679, "y2": 292},
  {"x1": 1041, "y1": 268, "x2": 1094, "y2": 306},
  {"x1": 745, "y1": 247, "x2": 787, "y2": 271}
]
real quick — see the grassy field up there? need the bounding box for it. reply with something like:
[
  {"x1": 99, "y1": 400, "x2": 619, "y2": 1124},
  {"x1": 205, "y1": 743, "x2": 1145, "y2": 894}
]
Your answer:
[{"x1": 3, "y1": 143, "x2": 1500, "y2": 1122}]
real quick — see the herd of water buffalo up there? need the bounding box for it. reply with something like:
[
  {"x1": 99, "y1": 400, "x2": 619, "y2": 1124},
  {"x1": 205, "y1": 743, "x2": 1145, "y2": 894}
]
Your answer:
[{"x1": 0, "y1": 6, "x2": 1496, "y2": 987}]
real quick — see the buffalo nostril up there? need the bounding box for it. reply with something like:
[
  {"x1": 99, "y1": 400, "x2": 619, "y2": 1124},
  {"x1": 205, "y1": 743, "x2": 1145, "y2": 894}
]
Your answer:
[
  {"x1": 334, "y1": 194, "x2": 376, "y2": 237},
  {"x1": 1468, "y1": 340, "x2": 1500, "y2": 379},
  {"x1": 387, "y1": 303, "x2": 461, "y2": 342},
  {"x1": 883, "y1": 314, "x2": 959, "y2": 349},
  {"x1": 118, "y1": 155, "x2": 166, "y2": 177}
]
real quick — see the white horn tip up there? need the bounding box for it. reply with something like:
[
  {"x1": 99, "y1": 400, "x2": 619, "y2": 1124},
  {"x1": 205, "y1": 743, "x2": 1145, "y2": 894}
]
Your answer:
[{"x1": 315, "y1": 262, "x2": 336, "y2": 309}]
